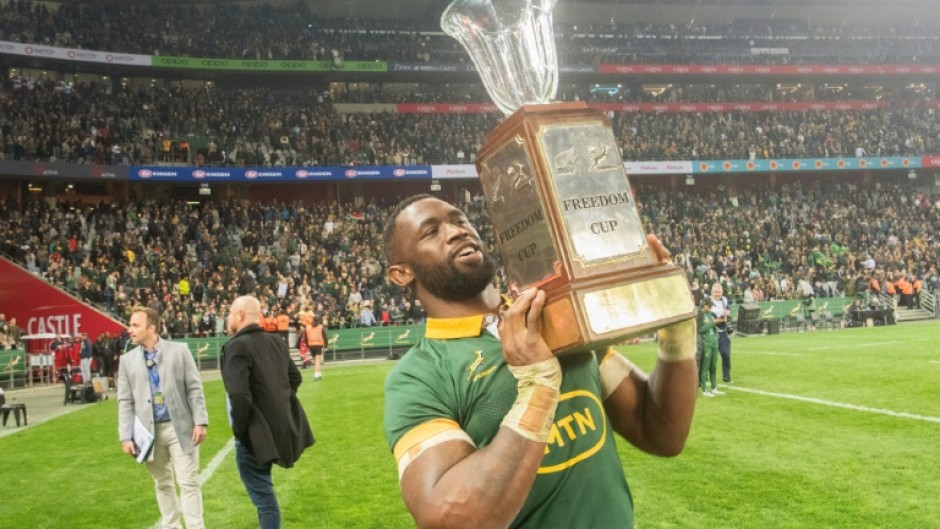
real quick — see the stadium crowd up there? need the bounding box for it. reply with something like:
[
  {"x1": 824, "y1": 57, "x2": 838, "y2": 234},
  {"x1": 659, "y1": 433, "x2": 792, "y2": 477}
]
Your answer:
[
  {"x1": 2, "y1": 78, "x2": 938, "y2": 166},
  {"x1": 2, "y1": 1, "x2": 940, "y2": 65},
  {"x1": 1, "y1": 180, "x2": 937, "y2": 337}
]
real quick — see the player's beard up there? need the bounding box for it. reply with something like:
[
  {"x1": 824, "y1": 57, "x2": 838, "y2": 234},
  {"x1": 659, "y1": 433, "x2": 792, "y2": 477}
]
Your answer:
[{"x1": 411, "y1": 252, "x2": 498, "y2": 302}]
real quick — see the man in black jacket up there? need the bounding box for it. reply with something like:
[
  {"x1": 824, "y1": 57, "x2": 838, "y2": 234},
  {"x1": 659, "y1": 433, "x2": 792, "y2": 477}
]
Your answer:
[{"x1": 221, "y1": 295, "x2": 315, "y2": 529}]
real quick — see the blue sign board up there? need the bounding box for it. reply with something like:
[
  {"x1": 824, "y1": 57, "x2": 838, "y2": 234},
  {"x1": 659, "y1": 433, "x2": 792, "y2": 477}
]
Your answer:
[
  {"x1": 129, "y1": 165, "x2": 433, "y2": 182},
  {"x1": 693, "y1": 156, "x2": 921, "y2": 174}
]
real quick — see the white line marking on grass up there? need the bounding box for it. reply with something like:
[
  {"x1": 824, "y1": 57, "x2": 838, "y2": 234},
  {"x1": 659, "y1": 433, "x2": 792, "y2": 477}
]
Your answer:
[
  {"x1": 806, "y1": 340, "x2": 901, "y2": 351},
  {"x1": 806, "y1": 336, "x2": 936, "y2": 352},
  {"x1": 742, "y1": 351, "x2": 809, "y2": 357},
  {"x1": 725, "y1": 386, "x2": 940, "y2": 424},
  {"x1": 147, "y1": 438, "x2": 235, "y2": 529},
  {"x1": 199, "y1": 438, "x2": 236, "y2": 486}
]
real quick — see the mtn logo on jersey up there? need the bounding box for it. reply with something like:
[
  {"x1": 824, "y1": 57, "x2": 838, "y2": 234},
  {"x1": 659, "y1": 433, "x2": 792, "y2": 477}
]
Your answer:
[{"x1": 538, "y1": 390, "x2": 607, "y2": 474}]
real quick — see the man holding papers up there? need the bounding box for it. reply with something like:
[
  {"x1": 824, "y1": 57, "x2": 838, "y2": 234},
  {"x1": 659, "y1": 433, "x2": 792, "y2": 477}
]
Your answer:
[{"x1": 118, "y1": 306, "x2": 209, "y2": 529}]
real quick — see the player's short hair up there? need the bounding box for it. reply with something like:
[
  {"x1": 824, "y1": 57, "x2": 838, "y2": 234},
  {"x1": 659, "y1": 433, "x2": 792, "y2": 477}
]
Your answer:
[{"x1": 383, "y1": 194, "x2": 434, "y2": 266}]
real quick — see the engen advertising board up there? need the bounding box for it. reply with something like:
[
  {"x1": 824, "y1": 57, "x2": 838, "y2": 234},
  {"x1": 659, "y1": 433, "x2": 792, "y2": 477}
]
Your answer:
[
  {"x1": 129, "y1": 165, "x2": 433, "y2": 182},
  {"x1": 0, "y1": 257, "x2": 125, "y2": 340}
]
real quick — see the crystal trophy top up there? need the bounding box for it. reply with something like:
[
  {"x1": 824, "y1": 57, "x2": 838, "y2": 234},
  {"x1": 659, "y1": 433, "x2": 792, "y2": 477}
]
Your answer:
[{"x1": 441, "y1": 0, "x2": 559, "y2": 116}]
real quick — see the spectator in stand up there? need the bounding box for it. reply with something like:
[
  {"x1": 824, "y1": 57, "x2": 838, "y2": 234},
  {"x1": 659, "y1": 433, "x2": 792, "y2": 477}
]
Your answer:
[
  {"x1": 359, "y1": 301, "x2": 377, "y2": 327},
  {"x1": 3, "y1": 75, "x2": 938, "y2": 167},
  {"x1": 0, "y1": 313, "x2": 10, "y2": 349},
  {"x1": 3, "y1": 4, "x2": 940, "y2": 65},
  {"x1": 4, "y1": 317, "x2": 24, "y2": 349},
  {"x1": 1, "y1": 180, "x2": 937, "y2": 340}
]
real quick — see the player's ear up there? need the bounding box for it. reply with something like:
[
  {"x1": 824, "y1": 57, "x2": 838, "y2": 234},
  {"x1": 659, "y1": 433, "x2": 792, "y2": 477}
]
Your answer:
[{"x1": 388, "y1": 264, "x2": 415, "y2": 289}]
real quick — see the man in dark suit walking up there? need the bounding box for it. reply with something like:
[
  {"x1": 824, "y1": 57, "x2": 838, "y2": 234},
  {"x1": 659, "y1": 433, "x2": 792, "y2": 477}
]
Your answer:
[{"x1": 221, "y1": 295, "x2": 315, "y2": 529}]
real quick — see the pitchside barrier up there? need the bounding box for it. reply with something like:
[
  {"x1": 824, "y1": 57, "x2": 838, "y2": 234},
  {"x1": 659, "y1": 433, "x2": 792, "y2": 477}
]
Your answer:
[
  {"x1": 0, "y1": 296, "x2": 866, "y2": 388},
  {"x1": 176, "y1": 323, "x2": 429, "y2": 371},
  {"x1": 0, "y1": 349, "x2": 27, "y2": 389},
  {"x1": 173, "y1": 297, "x2": 861, "y2": 369}
]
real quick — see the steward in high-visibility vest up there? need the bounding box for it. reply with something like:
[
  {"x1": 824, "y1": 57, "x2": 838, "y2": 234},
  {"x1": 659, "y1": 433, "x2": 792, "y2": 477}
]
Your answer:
[
  {"x1": 305, "y1": 316, "x2": 328, "y2": 381},
  {"x1": 912, "y1": 276, "x2": 923, "y2": 308},
  {"x1": 306, "y1": 322, "x2": 326, "y2": 348},
  {"x1": 276, "y1": 313, "x2": 291, "y2": 332},
  {"x1": 896, "y1": 277, "x2": 914, "y2": 309}
]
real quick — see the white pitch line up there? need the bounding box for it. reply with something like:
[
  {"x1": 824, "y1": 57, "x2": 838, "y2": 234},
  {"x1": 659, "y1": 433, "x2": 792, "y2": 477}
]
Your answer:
[
  {"x1": 806, "y1": 340, "x2": 902, "y2": 351},
  {"x1": 148, "y1": 438, "x2": 236, "y2": 529},
  {"x1": 739, "y1": 351, "x2": 809, "y2": 357},
  {"x1": 806, "y1": 336, "x2": 937, "y2": 351},
  {"x1": 725, "y1": 386, "x2": 940, "y2": 424}
]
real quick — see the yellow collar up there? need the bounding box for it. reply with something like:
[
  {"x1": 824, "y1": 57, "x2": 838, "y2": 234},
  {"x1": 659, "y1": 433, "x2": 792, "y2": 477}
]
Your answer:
[{"x1": 424, "y1": 295, "x2": 511, "y2": 340}]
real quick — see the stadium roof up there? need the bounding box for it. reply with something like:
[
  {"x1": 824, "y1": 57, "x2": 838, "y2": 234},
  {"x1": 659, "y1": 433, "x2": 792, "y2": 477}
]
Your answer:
[{"x1": 43, "y1": 0, "x2": 940, "y2": 25}]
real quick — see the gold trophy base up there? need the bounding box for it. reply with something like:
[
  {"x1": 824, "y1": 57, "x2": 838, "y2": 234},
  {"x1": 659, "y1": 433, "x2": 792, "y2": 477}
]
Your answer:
[{"x1": 541, "y1": 265, "x2": 695, "y2": 355}]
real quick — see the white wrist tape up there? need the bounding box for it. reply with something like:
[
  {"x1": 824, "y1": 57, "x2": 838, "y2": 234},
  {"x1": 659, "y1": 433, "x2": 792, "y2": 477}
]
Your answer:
[
  {"x1": 656, "y1": 319, "x2": 697, "y2": 363},
  {"x1": 599, "y1": 349, "x2": 635, "y2": 400},
  {"x1": 501, "y1": 357, "x2": 562, "y2": 443}
]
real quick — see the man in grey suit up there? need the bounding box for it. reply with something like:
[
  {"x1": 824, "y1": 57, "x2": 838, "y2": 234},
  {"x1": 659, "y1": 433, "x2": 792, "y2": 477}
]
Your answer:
[
  {"x1": 118, "y1": 307, "x2": 209, "y2": 529},
  {"x1": 222, "y1": 295, "x2": 314, "y2": 529}
]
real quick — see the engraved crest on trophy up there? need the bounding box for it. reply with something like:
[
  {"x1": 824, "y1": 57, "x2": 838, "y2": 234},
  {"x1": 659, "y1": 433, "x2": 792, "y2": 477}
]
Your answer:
[{"x1": 443, "y1": 0, "x2": 694, "y2": 354}]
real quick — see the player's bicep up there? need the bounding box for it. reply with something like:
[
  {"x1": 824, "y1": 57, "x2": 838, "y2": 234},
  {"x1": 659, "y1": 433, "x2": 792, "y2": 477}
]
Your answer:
[
  {"x1": 398, "y1": 428, "x2": 476, "y2": 520},
  {"x1": 599, "y1": 349, "x2": 649, "y2": 444}
]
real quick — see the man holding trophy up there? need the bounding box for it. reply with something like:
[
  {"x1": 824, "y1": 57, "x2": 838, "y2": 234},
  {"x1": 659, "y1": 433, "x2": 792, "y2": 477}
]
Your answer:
[{"x1": 383, "y1": 1, "x2": 697, "y2": 528}]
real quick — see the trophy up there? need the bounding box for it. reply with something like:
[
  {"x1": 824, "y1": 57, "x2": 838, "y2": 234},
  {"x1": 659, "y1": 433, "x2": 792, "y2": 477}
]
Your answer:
[{"x1": 442, "y1": 0, "x2": 695, "y2": 355}]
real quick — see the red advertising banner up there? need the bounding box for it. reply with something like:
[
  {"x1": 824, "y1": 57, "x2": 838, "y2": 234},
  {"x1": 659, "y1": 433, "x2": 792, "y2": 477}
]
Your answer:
[
  {"x1": 927, "y1": 100, "x2": 940, "y2": 109},
  {"x1": 590, "y1": 101, "x2": 890, "y2": 113},
  {"x1": 397, "y1": 101, "x2": 890, "y2": 114},
  {"x1": 396, "y1": 103, "x2": 499, "y2": 114},
  {"x1": 921, "y1": 155, "x2": 940, "y2": 168},
  {"x1": 0, "y1": 256, "x2": 125, "y2": 340},
  {"x1": 597, "y1": 64, "x2": 940, "y2": 76}
]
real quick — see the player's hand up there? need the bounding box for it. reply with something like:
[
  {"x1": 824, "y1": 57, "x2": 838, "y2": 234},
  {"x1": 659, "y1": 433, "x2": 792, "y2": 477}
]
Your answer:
[
  {"x1": 192, "y1": 425, "x2": 207, "y2": 446},
  {"x1": 647, "y1": 234, "x2": 671, "y2": 263},
  {"x1": 122, "y1": 440, "x2": 138, "y2": 457},
  {"x1": 498, "y1": 288, "x2": 553, "y2": 367}
]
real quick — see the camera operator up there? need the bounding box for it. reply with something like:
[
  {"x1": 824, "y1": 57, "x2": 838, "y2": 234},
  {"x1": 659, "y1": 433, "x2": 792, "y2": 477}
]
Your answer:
[{"x1": 709, "y1": 283, "x2": 733, "y2": 384}]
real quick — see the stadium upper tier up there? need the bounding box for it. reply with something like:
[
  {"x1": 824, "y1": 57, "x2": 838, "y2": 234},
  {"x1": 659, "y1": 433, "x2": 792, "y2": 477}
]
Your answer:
[
  {"x1": 2, "y1": 2, "x2": 940, "y2": 65},
  {"x1": 2, "y1": 78, "x2": 938, "y2": 166}
]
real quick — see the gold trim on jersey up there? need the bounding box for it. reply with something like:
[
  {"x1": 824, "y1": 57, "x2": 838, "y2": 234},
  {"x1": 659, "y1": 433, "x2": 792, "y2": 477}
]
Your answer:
[
  {"x1": 425, "y1": 295, "x2": 513, "y2": 340},
  {"x1": 425, "y1": 314, "x2": 486, "y2": 339},
  {"x1": 393, "y1": 418, "x2": 462, "y2": 461}
]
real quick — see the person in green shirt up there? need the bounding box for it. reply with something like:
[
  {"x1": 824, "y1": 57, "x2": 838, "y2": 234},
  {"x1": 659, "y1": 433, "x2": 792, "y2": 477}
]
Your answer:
[
  {"x1": 698, "y1": 299, "x2": 722, "y2": 397},
  {"x1": 382, "y1": 195, "x2": 697, "y2": 529}
]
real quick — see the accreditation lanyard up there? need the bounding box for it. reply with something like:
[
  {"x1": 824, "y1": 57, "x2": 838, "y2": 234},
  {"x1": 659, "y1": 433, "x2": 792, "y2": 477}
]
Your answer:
[{"x1": 145, "y1": 350, "x2": 170, "y2": 421}]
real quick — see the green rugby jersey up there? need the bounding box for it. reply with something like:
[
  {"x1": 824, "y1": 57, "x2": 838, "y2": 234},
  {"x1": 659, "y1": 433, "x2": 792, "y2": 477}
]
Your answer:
[{"x1": 384, "y1": 313, "x2": 635, "y2": 529}]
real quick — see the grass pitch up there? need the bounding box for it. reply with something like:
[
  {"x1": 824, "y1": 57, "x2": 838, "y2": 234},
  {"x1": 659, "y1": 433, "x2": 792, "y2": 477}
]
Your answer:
[{"x1": 1, "y1": 323, "x2": 938, "y2": 529}]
